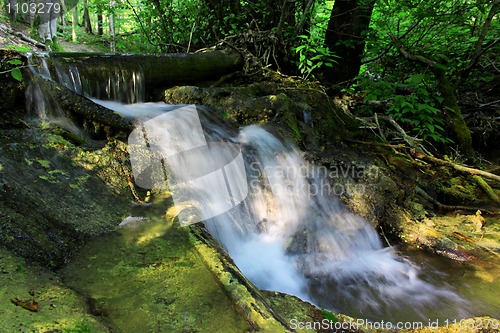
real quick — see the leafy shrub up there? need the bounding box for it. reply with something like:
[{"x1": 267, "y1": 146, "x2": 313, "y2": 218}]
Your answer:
[
  {"x1": 293, "y1": 33, "x2": 338, "y2": 79},
  {"x1": 355, "y1": 73, "x2": 453, "y2": 144}
]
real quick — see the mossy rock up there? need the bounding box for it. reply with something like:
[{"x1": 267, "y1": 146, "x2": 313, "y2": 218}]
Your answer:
[
  {"x1": 0, "y1": 128, "x2": 131, "y2": 268},
  {"x1": 163, "y1": 82, "x2": 360, "y2": 149},
  {"x1": 0, "y1": 246, "x2": 108, "y2": 332}
]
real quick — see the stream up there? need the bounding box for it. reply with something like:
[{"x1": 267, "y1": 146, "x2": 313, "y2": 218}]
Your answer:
[{"x1": 27, "y1": 52, "x2": 499, "y2": 326}]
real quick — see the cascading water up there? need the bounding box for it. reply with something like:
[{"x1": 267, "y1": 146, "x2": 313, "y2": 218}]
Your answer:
[
  {"x1": 92, "y1": 101, "x2": 469, "y2": 323},
  {"x1": 27, "y1": 52, "x2": 145, "y2": 104},
  {"x1": 27, "y1": 53, "x2": 472, "y2": 323}
]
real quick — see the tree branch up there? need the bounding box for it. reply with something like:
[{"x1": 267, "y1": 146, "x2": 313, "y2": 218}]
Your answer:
[
  {"x1": 295, "y1": 0, "x2": 315, "y2": 34},
  {"x1": 411, "y1": 150, "x2": 500, "y2": 183},
  {"x1": 389, "y1": 33, "x2": 438, "y2": 68},
  {"x1": 454, "y1": 0, "x2": 500, "y2": 89},
  {"x1": 362, "y1": 19, "x2": 424, "y2": 65}
]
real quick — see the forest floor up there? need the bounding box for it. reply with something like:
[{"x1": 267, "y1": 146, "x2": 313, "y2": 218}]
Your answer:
[{"x1": 0, "y1": 17, "x2": 104, "y2": 52}]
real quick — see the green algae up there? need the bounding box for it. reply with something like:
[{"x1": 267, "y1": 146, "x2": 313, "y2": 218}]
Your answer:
[
  {"x1": 60, "y1": 210, "x2": 253, "y2": 332},
  {"x1": 0, "y1": 128, "x2": 130, "y2": 268},
  {"x1": 187, "y1": 225, "x2": 292, "y2": 332},
  {"x1": 0, "y1": 247, "x2": 108, "y2": 332}
]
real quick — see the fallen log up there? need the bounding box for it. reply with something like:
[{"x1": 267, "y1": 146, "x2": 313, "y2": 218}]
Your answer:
[
  {"x1": 472, "y1": 175, "x2": 500, "y2": 202},
  {"x1": 410, "y1": 149, "x2": 500, "y2": 182},
  {"x1": 47, "y1": 49, "x2": 244, "y2": 91},
  {"x1": 36, "y1": 76, "x2": 134, "y2": 132}
]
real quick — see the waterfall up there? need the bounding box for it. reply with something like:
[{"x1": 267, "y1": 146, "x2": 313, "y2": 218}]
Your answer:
[
  {"x1": 99, "y1": 101, "x2": 467, "y2": 322},
  {"x1": 25, "y1": 53, "x2": 468, "y2": 322},
  {"x1": 27, "y1": 52, "x2": 145, "y2": 104}
]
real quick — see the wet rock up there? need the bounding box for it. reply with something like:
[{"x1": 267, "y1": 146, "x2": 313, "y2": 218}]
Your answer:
[
  {"x1": 163, "y1": 82, "x2": 359, "y2": 149},
  {"x1": 0, "y1": 128, "x2": 131, "y2": 268},
  {"x1": 417, "y1": 226, "x2": 475, "y2": 262}
]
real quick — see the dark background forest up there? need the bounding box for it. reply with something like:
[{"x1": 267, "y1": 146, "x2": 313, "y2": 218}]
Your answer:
[{"x1": 2, "y1": 0, "x2": 500, "y2": 158}]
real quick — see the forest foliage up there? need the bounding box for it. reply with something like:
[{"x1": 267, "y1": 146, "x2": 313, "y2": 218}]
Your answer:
[{"x1": 2, "y1": 0, "x2": 499, "y2": 157}]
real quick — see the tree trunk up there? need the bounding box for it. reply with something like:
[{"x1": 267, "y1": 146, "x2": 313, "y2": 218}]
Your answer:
[
  {"x1": 37, "y1": 76, "x2": 133, "y2": 132},
  {"x1": 109, "y1": 0, "x2": 116, "y2": 52},
  {"x1": 72, "y1": 5, "x2": 78, "y2": 42},
  {"x1": 322, "y1": 0, "x2": 375, "y2": 85},
  {"x1": 83, "y1": 0, "x2": 92, "y2": 34},
  {"x1": 97, "y1": 13, "x2": 104, "y2": 36},
  {"x1": 5, "y1": 0, "x2": 17, "y2": 21},
  {"x1": 433, "y1": 68, "x2": 475, "y2": 156},
  {"x1": 60, "y1": 0, "x2": 67, "y2": 27},
  {"x1": 36, "y1": 0, "x2": 58, "y2": 42}
]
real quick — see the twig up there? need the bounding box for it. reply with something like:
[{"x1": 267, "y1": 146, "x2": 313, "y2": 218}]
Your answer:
[
  {"x1": 415, "y1": 186, "x2": 496, "y2": 215},
  {"x1": 0, "y1": 65, "x2": 30, "y2": 75},
  {"x1": 479, "y1": 99, "x2": 500, "y2": 107},
  {"x1": 376, "y1": 114, "x2": 433, "y2": 156},
  {"x1": 344, "y1": 138, "x2": 406, "y2": 149},
  {"x1": 453, "y1": 232, "x2": 500, "y2": 259},
  {"x1": 410, "y1": 150, "x2": 500, "y2": 182},
  {"x1": 187, "y1": 21, "x2": 196, "y2": 53}
]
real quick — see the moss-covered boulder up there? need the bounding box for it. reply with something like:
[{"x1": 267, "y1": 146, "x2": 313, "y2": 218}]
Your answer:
[
  {"x1": 0, "y1": 128, "x2": 132, "y2": 268},
  {"x1": 163, "y1": 82, "x2": 360, "y2": 149},
  {"x1": 0, "y1": 246, "x2": 108, "y2": 332}
]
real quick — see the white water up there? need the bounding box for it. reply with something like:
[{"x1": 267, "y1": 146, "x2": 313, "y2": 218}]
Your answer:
[
  {"x1": 25, "y1": 54, "x2": 469, "y2": 322},
  {"x1": 99, "y1": 100, "x2": 468, "y2": 322},
  {"x1": 28, "y1": 52, "x2": 145, "y2": 104}
]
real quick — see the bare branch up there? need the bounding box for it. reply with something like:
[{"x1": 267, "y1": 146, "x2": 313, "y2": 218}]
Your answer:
[
  {"x1": 389, "y1": 33, "x2": 437, "y2": 68},
  {"x1": 362, "y1": 19, "x2": 423, "y2": 65},
  {"x1": 454, "y1": 0, "x2": 500, "y2": 88}
]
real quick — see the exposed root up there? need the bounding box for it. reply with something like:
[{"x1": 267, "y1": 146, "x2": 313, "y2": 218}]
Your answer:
[
  {"x1": 415, "y1": 186, "x2": 496, "y2": 215},
  {"x1": 410, "y1": 149, "x2": 500, "y2": 183}
]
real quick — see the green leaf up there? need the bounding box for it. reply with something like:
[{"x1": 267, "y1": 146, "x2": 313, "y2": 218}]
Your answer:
[
  {"x1": 7, "y1": 45, "x2": 30, "y2": 52},
  {"x1": 321, "y1": 310, "x2": 338, "y2": 323},
  {"x1": 7, "y1": 59, "x2": 23, "y2": 66},
  {"x1": 407, "y1": 74, "x2": 426, "y2": 84},
  {"x1": 11, "y1": 68, "x2": 23, "y2": 82}
]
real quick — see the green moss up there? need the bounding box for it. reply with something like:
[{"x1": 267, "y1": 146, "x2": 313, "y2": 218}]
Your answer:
[
  {"x1": 264, "y1": 291, "x2": 321, "y2": 333},
  {"x1": 434, "y1": 176, "x2": 478, "y2": 204},
  {"x1": 188, "y1": 227, "x2": 289, "y2": 332},
  {"x1": 0, "y1": 247, "x2": 108, "y2": 332},
  {"x1": 60, "y1": 211, "x2": 253, "y2": 333},
  {"x1": 0, "y1": 128, "x2": 130, "y2": 268}
]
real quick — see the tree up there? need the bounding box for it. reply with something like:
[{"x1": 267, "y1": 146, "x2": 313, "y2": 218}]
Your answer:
[
  {"x1": 97, "y1": 12, "x2": 104, "y2": 35},
  {"x1": 322, "y1": 0, "x2": 375, "y2": 84},
  {"x1": 361, "y1": 0, "x2": 500, "y2": 155},
  {"x1": 72, "y1": 4, "x2": 78, "y2": 42},
  {"x1": 83, "y1": 0, "x2": 93, "y2": 34},
  {"x1": 109, "y1": 0, "x2": 116, "y2": 51}
]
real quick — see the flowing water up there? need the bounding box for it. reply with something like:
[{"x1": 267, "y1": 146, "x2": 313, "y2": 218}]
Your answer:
[{"x1": 26, "y1": 53, "x2": 499, "y2": 324}]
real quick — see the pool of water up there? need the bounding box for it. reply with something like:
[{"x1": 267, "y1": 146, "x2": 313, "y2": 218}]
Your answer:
[{"x1": 307, "y1": 245, "x2": 499, "y2": 324}]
